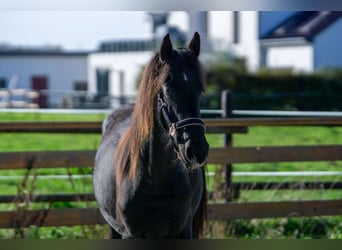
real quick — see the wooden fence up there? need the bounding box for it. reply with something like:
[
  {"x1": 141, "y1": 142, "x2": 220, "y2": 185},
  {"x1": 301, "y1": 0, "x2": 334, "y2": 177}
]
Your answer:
[{"x1": 0, "y1": 93, "x2": 342, "y2": 229}]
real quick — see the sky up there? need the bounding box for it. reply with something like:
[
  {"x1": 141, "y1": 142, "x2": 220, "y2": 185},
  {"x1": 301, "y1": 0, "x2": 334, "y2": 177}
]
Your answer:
[{"x1": 0, "y1": 11, "x2": 153, "y2": 51}]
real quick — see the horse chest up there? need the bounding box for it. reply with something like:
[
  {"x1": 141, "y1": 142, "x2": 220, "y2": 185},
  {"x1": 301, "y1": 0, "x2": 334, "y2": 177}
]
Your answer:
[{"x1": 117, "y1": 174, "x2": 193, "y2": 238}]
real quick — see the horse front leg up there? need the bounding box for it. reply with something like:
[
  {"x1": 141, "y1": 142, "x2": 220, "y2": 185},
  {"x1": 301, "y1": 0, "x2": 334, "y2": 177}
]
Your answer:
[
  {"x1": 109, "y1": 226, "x2": 122, "y2": 239},
  {"x1": 178, "y1": 215, "x2": 193, "y2": 239}
]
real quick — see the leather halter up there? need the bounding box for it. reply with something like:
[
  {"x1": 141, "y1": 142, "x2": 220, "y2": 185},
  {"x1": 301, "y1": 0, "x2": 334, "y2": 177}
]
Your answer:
[{"x1": 158, "y1": 93, "x2": 206, "y2": 144}]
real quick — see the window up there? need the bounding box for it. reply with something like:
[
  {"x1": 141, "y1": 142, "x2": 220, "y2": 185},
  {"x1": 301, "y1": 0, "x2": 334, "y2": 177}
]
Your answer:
[
  {"x1": 96, "y1": 68, "x2": 109, "y2": 96},
  {"x1": 31, "y1": 76, "x2": 48, "y2": 108},
  {"x1": 74, "y1": 81, "x2": 88, "y2": 91},
  {"x1": 0, "y1": 78, "x2": 7, "y2": 88}
]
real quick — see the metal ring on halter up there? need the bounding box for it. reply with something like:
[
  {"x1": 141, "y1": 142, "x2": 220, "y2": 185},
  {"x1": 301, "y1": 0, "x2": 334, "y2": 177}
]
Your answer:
[
  {"x1": 158, "y1": 93, "x2": 206, "y2": 138},
  {"x1": 169, "y1": 123, "x2": 176, "y2": 137}
]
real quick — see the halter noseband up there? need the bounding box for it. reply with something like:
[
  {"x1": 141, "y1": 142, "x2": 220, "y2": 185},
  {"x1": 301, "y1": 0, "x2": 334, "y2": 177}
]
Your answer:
[{"x1": 158, "y1": 93, "x2": 206, "y2": 139}]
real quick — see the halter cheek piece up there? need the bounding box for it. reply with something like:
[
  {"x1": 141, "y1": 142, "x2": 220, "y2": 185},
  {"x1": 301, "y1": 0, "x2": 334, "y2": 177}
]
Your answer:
[{"x1": 158, "y1": 93, "x2": 206, "y2": 151}]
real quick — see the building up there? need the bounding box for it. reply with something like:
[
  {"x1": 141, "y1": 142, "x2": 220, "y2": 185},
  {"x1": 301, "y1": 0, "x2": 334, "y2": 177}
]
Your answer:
[
  {"x1": 88, "y1": 25, "x2": 188, "y2": 109},
  {"x1": 168, "y1": 11, "x2": 262, "y2": 71},
  {"x1": 0, "y1": 47, "x2": 88, "y2": 108},
  {"x1": 1, "y1": 11, "x2": 341, "y2": 109},
  {"x1": 87, "y1": 11, "x2": 266, "y2": 108},
  {"x1": 260, "y1": 11, "x2": 342, "y2": 73},
  {"x1": 88, "y1": 39, "x2": 154, "y2": 108},
  {"x1": 170, "y1": 11, "x2": 342, "y2": 73}
]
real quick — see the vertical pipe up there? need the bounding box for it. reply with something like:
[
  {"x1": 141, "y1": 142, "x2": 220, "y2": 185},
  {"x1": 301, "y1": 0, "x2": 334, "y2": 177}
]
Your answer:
[{"x1": 221, "y1": 90, "x2": 234, "y2": 201}]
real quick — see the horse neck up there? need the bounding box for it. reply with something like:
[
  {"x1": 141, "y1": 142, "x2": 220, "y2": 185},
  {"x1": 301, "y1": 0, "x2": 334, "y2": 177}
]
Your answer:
[{"x1": 143, "y1": 119, "x2": 175, "y2": 181}]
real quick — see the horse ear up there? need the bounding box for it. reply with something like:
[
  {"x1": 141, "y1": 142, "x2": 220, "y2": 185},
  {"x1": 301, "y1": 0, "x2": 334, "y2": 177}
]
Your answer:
[
  {"x1": 160, "y1": 33, "x2": 173, "y2": 62},
  {"x1": 188, "y1": 32, "x2": 200, "y2": 57}
]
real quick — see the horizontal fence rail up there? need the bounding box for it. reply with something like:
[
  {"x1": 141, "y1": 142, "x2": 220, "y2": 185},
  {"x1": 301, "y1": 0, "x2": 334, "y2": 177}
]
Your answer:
[
  {"x1": 1, "y1": 200, "x2": 342, "y2": 228},
  {"x1": 232, "y1": 110, "x2": 342, "y2": 117},
  {"x1": 207, "y1": 200, "x2": 342, "y2": 220},
  {"x1": 0, "y1": 121, "x2": 247, "y2": 134},
  {"x1": 0, "y1": 208, "x2": 105, "y2": 228},
  {"x1": 204, "y1": 117, "x2": 342, "y2": 127},
  {"x1": 1, "y1": 108, "x2": 342, "y2": 117},
  {"x1": 208, "y1": 145, "x2": 342, "y2": 164},
  {"x1": 233, "y1": 182, "x2": 342, "y2": 190},
  {"x1": 0, "y1": 150, "x2": 96, "y2": 169},
  {"x1": 0, "y1": 194, "x2": 95, "y2": 203},
  {"x1": 0, "y1": 145, "x2": 341, "y2": 170},
  {"x1": 0, "y1": 116, "x2": 342, "y2": 133},
  {"x1": 0, "y1": 121, "x2": 102, "y2": 133}
]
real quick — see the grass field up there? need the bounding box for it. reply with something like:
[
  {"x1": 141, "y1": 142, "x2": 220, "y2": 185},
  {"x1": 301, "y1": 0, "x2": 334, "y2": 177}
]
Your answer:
[{"x1": 0, "y1": 112, "x2": 341, "y2": 238}]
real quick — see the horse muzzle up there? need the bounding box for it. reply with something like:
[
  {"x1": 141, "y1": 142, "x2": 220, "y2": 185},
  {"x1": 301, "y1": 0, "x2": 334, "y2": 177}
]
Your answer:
[{"x1": 176, "y1": 128, "x2": 209, "y2": 170}]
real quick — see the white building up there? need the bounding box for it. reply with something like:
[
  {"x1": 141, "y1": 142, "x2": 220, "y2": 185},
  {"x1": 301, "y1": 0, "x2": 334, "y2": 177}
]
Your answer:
[
  {"x1": 87, "y1": 11, "x2": 263, "y2": 108},
  {"x1": 170, "y1": 11, "x2": 342, "y2": 73},
  {"x1": 88, "y1": 49, "x2": 153, "y2": 108},
  {"x1": 1, "y1": 11, "x2": 341, "y2": 109},
  {"x1": 0, "y1": 49, "x2": 88, "y2": 107},
  {"x1": 260, "y1": 11, "x2": 342, "y2": 73},
  {"x1": 168, "y1": 11, "x2": 261, "y2": 72}
]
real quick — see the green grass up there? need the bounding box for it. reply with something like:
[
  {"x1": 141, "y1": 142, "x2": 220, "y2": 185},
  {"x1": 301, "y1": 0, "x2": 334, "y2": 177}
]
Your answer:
[
  {"x1": 206, "y1": 217, "x2": 342, "y2": 239},
  {"x1": 0, "y1": 133, "x2": 101, "y2": 152},
  {"x1": 234, "y1": 126, "x2": 342, "y2": 146},
  {"x1": 0, "y1": 112, "x2": 341, "y2": 238},
  {"x1": 0, "y1": 112, "x2": 107, "y2": 122},
  {"x1": 0, "y1": 225, "x2": 109, "y2": 239},
  {"x1": 0, "y1": 175, "x2": 93, "y2": 195}
]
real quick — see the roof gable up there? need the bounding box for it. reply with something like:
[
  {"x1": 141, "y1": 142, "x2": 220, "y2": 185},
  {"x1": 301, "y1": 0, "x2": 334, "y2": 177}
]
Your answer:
[{"x1": 261, "y1": 11, "x2": 342, "y2": 41}]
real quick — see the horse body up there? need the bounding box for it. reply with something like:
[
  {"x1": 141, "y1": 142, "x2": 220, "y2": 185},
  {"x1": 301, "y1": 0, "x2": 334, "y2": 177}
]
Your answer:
[{"x1": 93, "y1": 33, "x2": 208, "y2": 239}]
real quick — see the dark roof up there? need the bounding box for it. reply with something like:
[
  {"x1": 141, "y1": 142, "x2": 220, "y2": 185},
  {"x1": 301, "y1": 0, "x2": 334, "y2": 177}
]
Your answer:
[
  {"x1": 0, "y1": 47, "x2": 91, "y2": 56},
  {"x1": 99, "y1": 39, "x2": 154, "y2": 52},
  {"x1": 261, "y1": 11, "x2": 342, "y2": 41}
]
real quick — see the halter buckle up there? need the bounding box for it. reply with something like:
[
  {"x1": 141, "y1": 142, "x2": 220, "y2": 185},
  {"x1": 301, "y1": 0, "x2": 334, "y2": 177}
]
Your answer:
[
  {"x1": 158, "y1": 97, "x2": 164, "y2": 109},
  {"x1": 169, "y1": 123, "x2": 176, "y2": 137}
]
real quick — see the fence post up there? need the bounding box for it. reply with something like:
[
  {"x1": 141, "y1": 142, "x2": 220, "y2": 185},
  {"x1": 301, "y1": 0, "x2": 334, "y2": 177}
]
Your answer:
[{"x1": 221, "y1": 90, "x2": 236, "y2": 201}]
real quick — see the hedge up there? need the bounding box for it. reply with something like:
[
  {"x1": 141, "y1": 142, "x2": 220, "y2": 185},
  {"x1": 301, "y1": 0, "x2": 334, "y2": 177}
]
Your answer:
[{"x1": 203, "y1": 73, "x2": 342, "y2": 111}]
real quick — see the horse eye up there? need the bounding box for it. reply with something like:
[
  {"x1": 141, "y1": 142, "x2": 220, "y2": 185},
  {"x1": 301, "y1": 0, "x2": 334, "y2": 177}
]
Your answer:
[{"x1": 164, "y1": 87, "x2": 172, "y2": 97}]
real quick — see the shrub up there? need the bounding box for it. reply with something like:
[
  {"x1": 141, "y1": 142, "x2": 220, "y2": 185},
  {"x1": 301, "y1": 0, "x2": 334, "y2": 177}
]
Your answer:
[{"x1": 203, "y1": 62, "x2": 342, "y2": 111}]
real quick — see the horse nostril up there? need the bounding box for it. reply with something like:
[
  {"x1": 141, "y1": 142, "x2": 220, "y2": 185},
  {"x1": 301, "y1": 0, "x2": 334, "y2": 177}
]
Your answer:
[
  {"x1": 186, "y1": 146, "x2": 195, "y2": 161},
  {"x1": 197, "y1": 142, "x2": 209, "y2": 164},
  {"x1": 183, "y1": 135, "x2": 209, "y2": 165},
  {"x1": 185, "y1": 144, "x2": 208, "y2": 165}
]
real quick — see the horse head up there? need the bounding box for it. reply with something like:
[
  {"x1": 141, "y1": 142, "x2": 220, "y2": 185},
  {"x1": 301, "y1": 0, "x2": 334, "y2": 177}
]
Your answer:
[{"x1": 157, "y1": 32, "x2": 209, "y2": 170}]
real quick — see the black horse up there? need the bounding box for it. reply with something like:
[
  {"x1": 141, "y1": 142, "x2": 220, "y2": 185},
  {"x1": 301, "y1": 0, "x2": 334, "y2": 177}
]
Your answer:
[{"x1": 93, "y1": 32, "x2": 209, "y2": 239}]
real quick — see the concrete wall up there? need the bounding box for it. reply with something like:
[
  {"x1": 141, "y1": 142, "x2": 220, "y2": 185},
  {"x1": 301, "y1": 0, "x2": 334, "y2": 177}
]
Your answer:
[
  {"x1": 267, "y1": 45, "x2": 314, "y2": 73},
  {"x1": 208, "y1": 11, "x2": 234, "y2": 51},
  {"x1": 233, "y1": 11, "x2": 260, "y2": 72}
]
